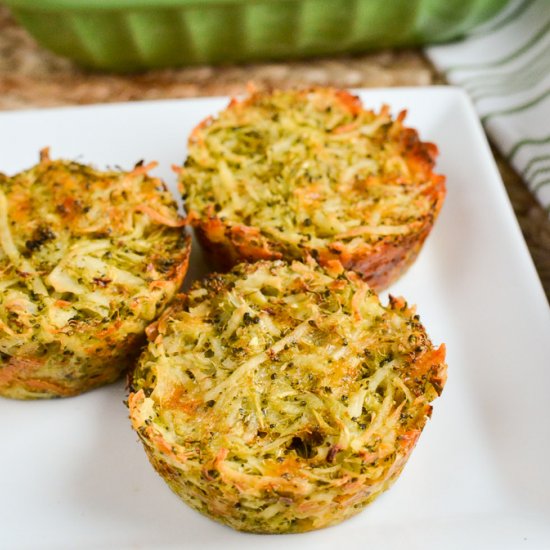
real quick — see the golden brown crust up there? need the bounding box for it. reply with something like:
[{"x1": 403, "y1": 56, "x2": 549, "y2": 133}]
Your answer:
[
  {"x1": 0, "y1": 153, "x2": 191, "y2": 399},
  {"x1": 317, "y1": 202, "x2": 443, "y2": 290},
  {"x1": 182, "y1": 88, "x2": 446, "y2": 291},
  {"x1": 190, "y1": 215, "x2": 280, "y2": 271},
  {"x1": 0, "y1": 345, "x2": 134, "y2": 398}
]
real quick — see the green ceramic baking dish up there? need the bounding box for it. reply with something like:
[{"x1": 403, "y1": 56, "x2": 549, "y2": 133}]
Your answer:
[{"x1": 3, "y1": 0, "x2": 509, "y2": 72}]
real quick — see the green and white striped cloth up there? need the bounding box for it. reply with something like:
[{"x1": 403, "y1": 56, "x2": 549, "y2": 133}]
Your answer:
[{"x1": 426, "y1": 0, "x2": 550, "y2": 214}]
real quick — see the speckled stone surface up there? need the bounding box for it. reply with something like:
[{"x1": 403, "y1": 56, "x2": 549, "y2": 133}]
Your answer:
[{"x1": 0, "y1": 6, "x2": 548, "y2": 301}]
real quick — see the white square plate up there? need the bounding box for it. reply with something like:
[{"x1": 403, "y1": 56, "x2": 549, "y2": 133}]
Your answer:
[{"x1": 1, "y1": 88, "x2": 549, "y2": 550}]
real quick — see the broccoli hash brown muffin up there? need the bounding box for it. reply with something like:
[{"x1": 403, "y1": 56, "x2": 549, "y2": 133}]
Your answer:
[
  {"x1": 0, "y1": 151, "x2": 191, "y2": 399},
  {"x1": 129, "y1": 260, "x2": 446, "y2": 533},
  {"x1": 181, "y1": 87, "x2": 446, "y2": 291}
]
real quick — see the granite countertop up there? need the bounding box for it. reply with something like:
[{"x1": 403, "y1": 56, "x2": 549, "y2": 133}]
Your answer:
[{"x1": 1, "y1": 6, "x2": 548, "y2": 301}]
